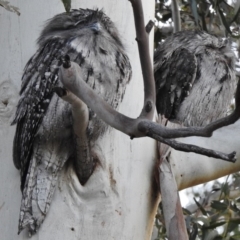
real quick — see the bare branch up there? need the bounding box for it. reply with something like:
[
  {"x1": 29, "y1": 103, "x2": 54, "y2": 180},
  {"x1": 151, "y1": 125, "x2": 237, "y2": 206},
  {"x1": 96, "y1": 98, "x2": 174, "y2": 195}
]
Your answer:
[
  {"x1": 153, "y1": 135, "x2": 236, "y2": 163},
  {"x1": 129, "y1": 0, "x2": 156, "y2": 120},
  {"x1": 171, "y1": 0, "x2": 181, "y2": 32}
]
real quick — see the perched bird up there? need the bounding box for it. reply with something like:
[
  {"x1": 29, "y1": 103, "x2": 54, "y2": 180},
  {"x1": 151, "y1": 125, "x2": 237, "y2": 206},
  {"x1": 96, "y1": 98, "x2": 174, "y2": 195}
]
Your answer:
[
  {"x1": 12, "y1": 9, "x2": 131, "y2": 235},
  {"x1": 154, "y1": 30, "x2": 236, "y2": 127}
]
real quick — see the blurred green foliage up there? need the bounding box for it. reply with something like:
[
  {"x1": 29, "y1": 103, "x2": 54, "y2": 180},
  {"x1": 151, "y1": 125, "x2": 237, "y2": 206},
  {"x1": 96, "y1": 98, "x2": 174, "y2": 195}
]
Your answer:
[
  {"x1": 155, "y1": 0, "x2": 240, "y2": 46},
  {"x1": 155, "y1": 174, "x2": 240, "y2": 239}
]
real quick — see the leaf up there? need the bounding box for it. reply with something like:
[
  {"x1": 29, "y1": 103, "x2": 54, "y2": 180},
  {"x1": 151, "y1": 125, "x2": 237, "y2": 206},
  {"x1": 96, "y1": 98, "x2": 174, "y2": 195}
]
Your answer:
[
  {"x1": 202, "y1": 229, "x2": 219, "y2": 240},
  {"x1": 61, "y1": 0, "x2": 71, "y2": 13},
  {"x1": 229, "y1": 218, "x2": 240, "y2": 224},
  {"x1": 194, "y1": 216, "x2": 210, "y2": 226},
  {"x1": 212, "y1": 236, "x2": 223, "y2": 240},
  {"x1": 194, "y1": 198, "x2": 208, "y2": 216},
  {"x1": 230, "y1": 234, "x2": 240, "y2": 240},
  {"x1": 217, "y1": 2, "x2": 240, "y2": 38},
  {"x1": 161, "y1": 12, "x2": 172, "y2": 22},
  {"x1": 230, "y1": 5, "x2": 240, "y2": 24},
  {"x1": 0, "y1": 0, "x2": 20, "y2": 15},
  {"x1": 229, "y1": 203, "x2": 240, "y2": 212},
  {"x1": 211, "y1": 200, "x2": 228, "y2": 211},
  {"x1": 222, "y1": 182, "x2": 229, "y2": 196},
  {"x1": 182, "y1": 207, "x2": 192, "y2": 215},
  {"x1": 189, "y1": 222, "x2": 198, "y2": 240},
  {"x1": 227, "y1": 220, "x2": 239, "y2": 233},
  {"x1": 218, "y1": 6, "x2": 231, "y2": 33},
  {"x1": 211, "y1": 211, "x2": 229, "y2": 225},
  {"x1": 203, "y1": 220, "x2": 226, "y2": 229}
]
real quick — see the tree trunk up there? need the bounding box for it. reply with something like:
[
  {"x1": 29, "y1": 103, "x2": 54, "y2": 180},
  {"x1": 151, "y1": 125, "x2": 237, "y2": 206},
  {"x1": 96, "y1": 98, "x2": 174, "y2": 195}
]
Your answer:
[{"x1": 0, "y1": 0, "x2": 158, "y2": 239}]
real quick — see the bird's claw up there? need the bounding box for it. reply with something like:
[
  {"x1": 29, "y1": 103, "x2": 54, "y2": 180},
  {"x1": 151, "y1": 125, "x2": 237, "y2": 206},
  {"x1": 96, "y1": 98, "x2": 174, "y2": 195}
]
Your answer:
[
  {"x1": 54, "y1": 87, "x2": 67, "y2": 97},
  {"x1": 60, "y1": 55, "x2": 71, "y2": 68}
]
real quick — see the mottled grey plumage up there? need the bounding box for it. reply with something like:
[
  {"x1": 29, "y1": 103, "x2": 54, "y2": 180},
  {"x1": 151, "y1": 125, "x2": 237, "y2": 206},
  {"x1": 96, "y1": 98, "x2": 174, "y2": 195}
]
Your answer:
[
  {"x1": 12, "y1": 9, "x2": 131, "y2": 235},
  {"x1": 154, "y1": 30, "x2": 236, "y2": 127}
]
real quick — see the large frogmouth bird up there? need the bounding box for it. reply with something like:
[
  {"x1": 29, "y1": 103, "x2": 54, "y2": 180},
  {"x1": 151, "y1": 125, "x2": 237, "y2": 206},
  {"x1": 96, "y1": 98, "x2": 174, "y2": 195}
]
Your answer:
[
  {"x1": 154, "y1": 30, "x2": 236, "y2": 127},
  {"x1": 12, "y1": 9, "x2": 132, "y2": 235}
]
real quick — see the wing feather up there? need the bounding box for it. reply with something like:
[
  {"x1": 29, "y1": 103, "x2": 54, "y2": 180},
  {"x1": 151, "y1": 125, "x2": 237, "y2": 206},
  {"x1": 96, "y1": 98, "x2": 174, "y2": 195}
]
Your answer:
[{"x1": 155, "y1": 47, "x2": 197, "y2": 121}]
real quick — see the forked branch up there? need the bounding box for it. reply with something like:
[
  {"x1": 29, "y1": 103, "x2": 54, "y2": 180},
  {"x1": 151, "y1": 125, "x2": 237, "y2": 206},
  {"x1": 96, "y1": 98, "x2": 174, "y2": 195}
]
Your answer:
[{"x1": 59, "y1": 0, "x2": 240, "y2": 163}]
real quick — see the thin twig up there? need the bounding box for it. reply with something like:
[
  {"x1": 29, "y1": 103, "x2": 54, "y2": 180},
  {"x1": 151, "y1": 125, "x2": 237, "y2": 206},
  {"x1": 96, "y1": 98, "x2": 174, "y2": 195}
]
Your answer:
[{"x1": 151, "y1": 134, "x2": 236, "y2": 162}]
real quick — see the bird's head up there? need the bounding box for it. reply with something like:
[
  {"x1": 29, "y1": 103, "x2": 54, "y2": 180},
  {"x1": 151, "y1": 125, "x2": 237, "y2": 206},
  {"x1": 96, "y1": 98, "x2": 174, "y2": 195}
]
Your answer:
[{"x1": 37, "y1": 9, "x2": 123, "y2": 48}]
